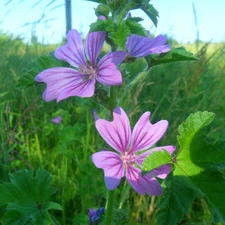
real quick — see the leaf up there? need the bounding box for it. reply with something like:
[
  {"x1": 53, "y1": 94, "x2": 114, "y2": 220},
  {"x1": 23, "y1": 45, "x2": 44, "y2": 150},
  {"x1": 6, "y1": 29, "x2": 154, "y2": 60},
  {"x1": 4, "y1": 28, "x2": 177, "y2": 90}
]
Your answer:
[
  {"x1": 156, "y1": 173, "x2": 198, "y2": 225},
  {"x1": 0, "y1": 168, "x2": 62, "y2": 225},
  {"x1": 16, "y1": 52, "x2": 64, "y2": 90},
  {"x1": 155, "y1": 112, "x2": 225, "y2": 224},
  {"x1": 147, "y1": 47, "x2": 198, "y2": 67},
  {"x1": 142, "y1": 150, "x2": 172, "y2": 175},
  {"x1": 125, "y1": 19, "x2": 147, "y2": 36},
  {"x1": 140, "y1": 3, "x2": 159, "y2": 27},
  {"x1": 111, "y1": 22, "x2": 131, "y2": 48}
]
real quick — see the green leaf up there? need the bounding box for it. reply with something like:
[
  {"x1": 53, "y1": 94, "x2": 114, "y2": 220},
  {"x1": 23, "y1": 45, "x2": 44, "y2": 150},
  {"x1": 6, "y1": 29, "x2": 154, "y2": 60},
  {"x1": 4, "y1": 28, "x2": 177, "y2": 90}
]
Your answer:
[
  {"x1": 156, "y1": 173, "x2": 199, "y2": 225},
  {"x1": 0, "y1": 168, "x2": 62, "y2": 225},
  {"x1": 142, "y1": 150, "x2": 172, "y2": 175},
  {"x1": 89, "y1": 18, "x2": 114, "y2": 33},
  {"x1": 156, "y1": 112, "x2": 225, "y2": 224},
  {"x1": 16, "y1": 53, "x2": 64, "y2": 90},
  {"x1": 125, "y1": 19, "x2": 147, "y2": 36},
  {"x1": 140, "y1": 3, "x2": 159, "y2": 27},
  {"x1": 111, "y1": 22, "x2": 130, "y2": 48},
  {"x1": 95, "y1": 3, "x2": 110, "y2": 17},
  {"x1": 147, "y1": 47, "x2": 198, "y2": 67}
]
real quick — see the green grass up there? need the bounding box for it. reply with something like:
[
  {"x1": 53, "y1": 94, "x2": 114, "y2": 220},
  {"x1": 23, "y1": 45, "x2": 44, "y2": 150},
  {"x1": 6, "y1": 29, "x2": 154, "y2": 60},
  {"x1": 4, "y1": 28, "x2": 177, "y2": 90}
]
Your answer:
[{"x1": 0, "y1": 32, "x2": 225, "y2": 224}]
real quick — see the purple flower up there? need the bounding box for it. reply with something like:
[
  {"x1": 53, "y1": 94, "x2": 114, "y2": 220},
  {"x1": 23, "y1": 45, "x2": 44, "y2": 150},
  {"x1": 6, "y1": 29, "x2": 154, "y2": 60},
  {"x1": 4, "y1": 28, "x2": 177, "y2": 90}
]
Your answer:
[
  {"x1": 35, "y1": 29, "x2": 127, "y2": 102},
  {"x1": 89, "y1": 207, "x2": 104, "y2": 224},
  {"x1": 126, "y1": 33, "x2": 170, "y2": 58},
  {"x1": 51, "y1": 116, "x2": 62, "y2": 124},
  {"x1": 91, "y1": 107, "x2": 176, "y2": 196}
]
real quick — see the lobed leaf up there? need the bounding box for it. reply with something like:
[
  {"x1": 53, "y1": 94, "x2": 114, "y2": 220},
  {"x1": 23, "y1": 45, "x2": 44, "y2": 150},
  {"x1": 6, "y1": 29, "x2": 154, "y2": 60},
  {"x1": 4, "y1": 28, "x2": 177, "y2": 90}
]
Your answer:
[
  {"x1": 0, "y1": 168, "x2": 62, "y2": 225},
  {"x1": 146, "y1": 47, "x2": 198, "y2": 67}
]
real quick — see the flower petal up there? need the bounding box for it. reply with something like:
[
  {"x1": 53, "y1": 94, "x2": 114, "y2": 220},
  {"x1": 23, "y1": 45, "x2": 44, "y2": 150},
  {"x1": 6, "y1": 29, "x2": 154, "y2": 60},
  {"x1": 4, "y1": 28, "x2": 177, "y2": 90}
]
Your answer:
[
  {"x1": 126, "y1": 165, "x2": 162, "y2": 196},
  {"x1": 91, "y1": 151, "x2": 124, "y2": 190},
  {"x1": 126, "y1": 34, "x2": 170, "y2": 58},
  {"x1": 35, "y1": 67, "x2": 95, "y2": 102},
  {"x1": 95, "y1": 107, "x2": 131, "y2": 153},
  {"x1": 96, "y1": 51, "x2": 127, "y2": 86},
  {"x1": 84, "y1": 31, "x2": 106, "y2": 66},
  {"x1": 54, "y1": 29, "x2": 86, "y2": 68},
  {"x1": 130, "y1": 112, "x2": 168, "y2": 152}
]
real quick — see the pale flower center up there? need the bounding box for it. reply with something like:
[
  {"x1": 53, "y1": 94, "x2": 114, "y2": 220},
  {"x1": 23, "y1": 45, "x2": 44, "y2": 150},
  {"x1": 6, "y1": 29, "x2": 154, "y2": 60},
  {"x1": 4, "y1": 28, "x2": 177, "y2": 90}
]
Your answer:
[
  {"x1": 79, "y1": 64, "x2": 97, "y2": 79},
  {"x1": 121, "y1": 152, "x2": 138, "y2": 165}
]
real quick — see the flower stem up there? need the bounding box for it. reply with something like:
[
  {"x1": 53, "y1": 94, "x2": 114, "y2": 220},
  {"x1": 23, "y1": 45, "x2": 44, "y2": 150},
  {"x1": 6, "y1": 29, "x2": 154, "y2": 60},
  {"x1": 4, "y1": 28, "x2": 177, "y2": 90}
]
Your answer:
[
  {"x1": 104, "y1": 85, "x2": 117, "y2": 225},
  {"x1": 109, "y1": 86, "x2": 117, "y2": 116},
  {"x1": 105, "y1": 190, "x2": 115, "y2": 225}
]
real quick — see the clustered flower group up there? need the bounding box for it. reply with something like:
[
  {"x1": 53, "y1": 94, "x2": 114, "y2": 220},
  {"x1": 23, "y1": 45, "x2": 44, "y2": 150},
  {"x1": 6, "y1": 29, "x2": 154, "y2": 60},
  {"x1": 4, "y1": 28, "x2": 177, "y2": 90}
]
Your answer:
[{"x1": 35, "y1": 28, "x2": 175, "y2": 196}]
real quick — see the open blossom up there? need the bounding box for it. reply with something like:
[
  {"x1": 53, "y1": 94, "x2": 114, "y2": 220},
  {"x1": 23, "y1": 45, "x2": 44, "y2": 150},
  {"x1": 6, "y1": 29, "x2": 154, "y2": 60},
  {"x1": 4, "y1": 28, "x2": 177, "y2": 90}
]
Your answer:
[
  {"x1": 126, "y1": 33, "x2": 170, "y2": 58},
  {"x1": 35, "y1": 29, "x2": 127, "y2": 102},
  {"x1": 92, "y1": 107, "x2": 176, "y2": 196}
]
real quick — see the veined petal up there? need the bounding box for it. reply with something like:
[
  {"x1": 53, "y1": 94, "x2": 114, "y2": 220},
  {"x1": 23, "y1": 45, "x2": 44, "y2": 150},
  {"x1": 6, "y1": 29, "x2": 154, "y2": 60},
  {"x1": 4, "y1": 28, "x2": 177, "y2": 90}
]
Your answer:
[
  {"x1": 95, "y1": 107, "x2": 131, "y2": 153},
  {"x1": 130, "y1": 112, "x2": 168, "y2": 153},
  {"x1": 148, "y1": 165, "x2": 172, "y2": 179},
  {"x1": 84, "y1": 31, "x2": 106, "y2": 66},
  {"x1": 126, "y1": 34, "x2": 170, "y2": 58},
  {"x1": 126, "y1": 165, "x2": 162, "y2": 196},
  {"x1": 54, "y1": 29, "x2": 86, "y2": 68},
  {"x1": 96, "y1": 51, "x2": 127, "y2": 86},
  {"x1": 35, "y1": 67, "x2": 95, "y2": 102},
  {"x1": 91, "y1": 151, "x2": 124, "y2": 190}
]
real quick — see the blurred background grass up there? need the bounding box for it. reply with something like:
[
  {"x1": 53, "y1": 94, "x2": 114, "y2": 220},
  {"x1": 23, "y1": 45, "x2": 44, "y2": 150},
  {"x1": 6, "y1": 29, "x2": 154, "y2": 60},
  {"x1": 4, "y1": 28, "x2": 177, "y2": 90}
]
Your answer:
[{"x1": 1, "y1": 1, "x2": 225, "y2": 225}]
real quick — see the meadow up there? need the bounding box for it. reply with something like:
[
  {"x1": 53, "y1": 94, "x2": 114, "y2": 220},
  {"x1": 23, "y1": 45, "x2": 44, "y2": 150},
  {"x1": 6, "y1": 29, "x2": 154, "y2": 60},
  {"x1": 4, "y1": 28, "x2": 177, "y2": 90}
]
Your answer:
[{"x1": 1, "y1": 30, "x2": 225, "y2": 225}]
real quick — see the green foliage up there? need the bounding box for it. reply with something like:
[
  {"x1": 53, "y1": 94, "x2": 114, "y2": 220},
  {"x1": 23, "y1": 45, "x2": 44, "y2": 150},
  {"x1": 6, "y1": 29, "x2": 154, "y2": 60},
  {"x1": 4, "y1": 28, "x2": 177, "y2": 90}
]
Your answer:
[
  {"x1": 0, "y1": 168, "x2": 62, "y2": 225},
  {"x1": 146, "y1": 46, "x2": 198, "y2": 67},
  {"x1": 16, "y1": 52, "x2": 64, "y2": 90},
  {"x1": 139, "y1": 2, "x2": 159, "y2": 27},
  {"x1": 95, "y1": 4, "x2": 110, "y2": 17},
  {"x1": 142, "y1": 150, "x2": 172, "y2": 175},
  {"x1": 110, "y1": 22, "x2": 131, "y2": 48},
  {"x1": 125, "y1": 19, "x2": 146, "y2": 36},
  {"x1": 142, "y1": 112, "x2": 225, "y2": 224}
]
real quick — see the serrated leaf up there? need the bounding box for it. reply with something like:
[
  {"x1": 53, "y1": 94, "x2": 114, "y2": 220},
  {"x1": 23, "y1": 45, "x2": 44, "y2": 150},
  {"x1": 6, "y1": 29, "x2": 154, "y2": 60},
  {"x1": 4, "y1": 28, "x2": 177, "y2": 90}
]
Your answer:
[
  {"x1": 140, "y1": 3, "x2": 159, "y2": 27},
  {"x1": 156, "y1": 112, "x2": 225, "y2": 224},
  {"x1": 142, "y1": 150, "x2": 172, "y2": 175},
  {"x1": 125, "y1": 19, "x2": 147, "y2": 36},
  {"x1": 111, "y1": 22, "x2": 130, "y2": 48},
  {"x1": 0, "y1": 168, "x2": 62, "y2": 225},
  {"x1": 16, "y1": 53, "x2": 63, "y2": 90},
  {"x1": 147, "y1": 47, "x2": 198, "y2": 67}
]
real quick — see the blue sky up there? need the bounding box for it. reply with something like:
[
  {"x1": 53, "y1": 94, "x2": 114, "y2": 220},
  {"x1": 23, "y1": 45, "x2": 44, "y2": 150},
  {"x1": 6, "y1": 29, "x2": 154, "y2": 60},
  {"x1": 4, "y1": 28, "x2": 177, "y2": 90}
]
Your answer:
[{"x1": 0, "y1": 0, "x2": 225, "y2": 44}]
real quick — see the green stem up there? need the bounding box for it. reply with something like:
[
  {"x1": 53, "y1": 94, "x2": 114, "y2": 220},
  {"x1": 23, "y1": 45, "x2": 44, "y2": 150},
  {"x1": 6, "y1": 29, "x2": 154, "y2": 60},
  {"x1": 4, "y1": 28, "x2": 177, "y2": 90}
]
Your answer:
[
  {"x1": 104, "y1": 85, "x2": 117, "y2": 225},
  {"x1": 109, "y1": 86, "x2": 117, "y2": 115},
  {"x1": 105, "y1": 190, "x2": 115, "y2": 225}
]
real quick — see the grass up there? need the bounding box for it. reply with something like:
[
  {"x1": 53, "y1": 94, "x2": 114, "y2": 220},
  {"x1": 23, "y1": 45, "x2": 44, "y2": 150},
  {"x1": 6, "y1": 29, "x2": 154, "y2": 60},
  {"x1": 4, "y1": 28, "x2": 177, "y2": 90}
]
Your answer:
[{"x1": 0, "y1": 32, "x2": 225, "y2": 224}]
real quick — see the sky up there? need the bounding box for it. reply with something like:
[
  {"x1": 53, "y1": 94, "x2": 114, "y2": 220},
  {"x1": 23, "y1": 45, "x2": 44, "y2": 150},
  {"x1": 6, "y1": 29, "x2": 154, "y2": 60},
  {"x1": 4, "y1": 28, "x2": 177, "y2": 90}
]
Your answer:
[{"x1": 0, "y1": 0, "x2": 225, "y2": 44}]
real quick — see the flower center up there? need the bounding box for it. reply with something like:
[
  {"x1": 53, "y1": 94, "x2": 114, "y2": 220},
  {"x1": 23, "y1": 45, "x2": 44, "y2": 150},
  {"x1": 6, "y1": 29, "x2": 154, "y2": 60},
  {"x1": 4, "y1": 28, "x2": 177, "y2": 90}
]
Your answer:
[
  {"x1": 121, "y1": 152, "x2": 138, "y2": 165},
  {"x1": 79, "y1": 64, "x2": 97, "y2": 79}
]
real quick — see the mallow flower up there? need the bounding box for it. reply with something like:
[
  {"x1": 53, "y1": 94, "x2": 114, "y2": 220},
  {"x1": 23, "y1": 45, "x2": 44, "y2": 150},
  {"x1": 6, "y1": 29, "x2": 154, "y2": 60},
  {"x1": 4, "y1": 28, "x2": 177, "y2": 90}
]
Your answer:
[
  {"x1": 92, "y1": 107, "x2": 176, "y2": 196},
  {"x1": 126, "y1": 33, "x2": 170, "y2": 58},
  {"x1": 35, "y1": 29, "x2": 127, "y2": 102}
]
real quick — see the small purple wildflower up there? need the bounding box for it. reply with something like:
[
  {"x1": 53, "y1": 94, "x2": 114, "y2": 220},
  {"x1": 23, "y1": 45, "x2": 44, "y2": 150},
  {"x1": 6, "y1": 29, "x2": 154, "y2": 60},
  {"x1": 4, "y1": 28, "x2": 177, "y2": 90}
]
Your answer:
[
  {"x1": 51, "y1": 116, "x2": 62, "y2": 124},
  {"x1": 89, "y1": 207, "x2": 105, "y2": 224},
  {"x1": 92, "y1": 107, "x2": 176, "y2": 196},
  {"x1": 35, "y1": 29, "x2": 127, "y2": 102},
  {"x1": 98, "y1": 15, "x2": 106, "y2": 21},
  {"x1": 126, "y1": 33, "x2": 170, "y2": 58}
]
